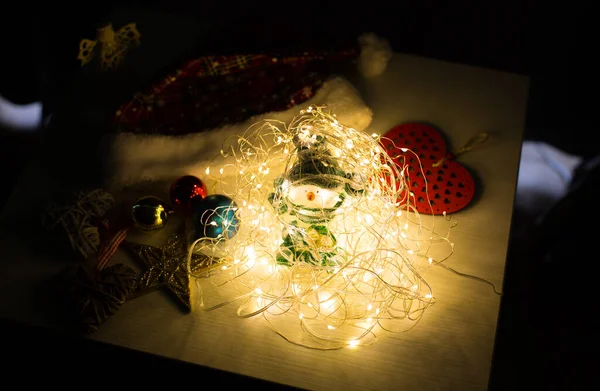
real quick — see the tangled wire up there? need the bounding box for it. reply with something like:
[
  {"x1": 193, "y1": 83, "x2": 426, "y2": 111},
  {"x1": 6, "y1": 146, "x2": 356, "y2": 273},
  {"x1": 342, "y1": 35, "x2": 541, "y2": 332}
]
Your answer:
[{"x1": 188, "y1": 106, "x2": 455, "y2": 349}]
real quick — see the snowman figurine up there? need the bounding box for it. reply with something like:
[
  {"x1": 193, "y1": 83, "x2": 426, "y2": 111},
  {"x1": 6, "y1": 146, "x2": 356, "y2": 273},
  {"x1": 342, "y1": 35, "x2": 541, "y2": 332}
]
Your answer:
[{"x1": 268, "y1": 132, "x2": 363, "y2": 267}]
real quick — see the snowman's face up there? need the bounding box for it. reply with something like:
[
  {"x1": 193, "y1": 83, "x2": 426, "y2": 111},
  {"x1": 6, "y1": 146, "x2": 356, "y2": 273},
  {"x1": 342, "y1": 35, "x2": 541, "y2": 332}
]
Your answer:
[{"x1": 287, "y1": 184, "x2": 343, "y2": 209}]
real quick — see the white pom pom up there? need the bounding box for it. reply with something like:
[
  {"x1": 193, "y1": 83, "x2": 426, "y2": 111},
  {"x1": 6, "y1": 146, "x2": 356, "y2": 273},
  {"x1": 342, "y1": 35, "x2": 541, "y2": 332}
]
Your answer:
[
  {"x1": 314, "y1": 77, "x2": 373, "y2": 131},
  {"x1": 357, "y1": 33, "x2": 392, "y2": 78}
]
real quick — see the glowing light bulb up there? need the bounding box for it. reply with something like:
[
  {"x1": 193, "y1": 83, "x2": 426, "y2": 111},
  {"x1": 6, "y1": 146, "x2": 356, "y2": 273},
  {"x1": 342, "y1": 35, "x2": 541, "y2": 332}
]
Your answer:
[{"x1": 322, "y1": 299, "x2": 336, "y2": 311}]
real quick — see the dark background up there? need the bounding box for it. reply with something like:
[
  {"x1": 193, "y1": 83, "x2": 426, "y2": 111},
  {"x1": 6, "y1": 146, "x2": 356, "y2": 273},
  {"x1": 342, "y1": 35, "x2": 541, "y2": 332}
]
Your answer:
[{"x1": 1, "y1": 1, "x2": 596, "y2": 389}]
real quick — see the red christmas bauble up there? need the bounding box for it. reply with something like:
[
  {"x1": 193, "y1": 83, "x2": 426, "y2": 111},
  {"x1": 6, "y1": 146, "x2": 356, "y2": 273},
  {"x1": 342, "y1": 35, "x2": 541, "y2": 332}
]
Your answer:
[{"x1": 170, "y1": 175, "x2": 208, "y2": 213}]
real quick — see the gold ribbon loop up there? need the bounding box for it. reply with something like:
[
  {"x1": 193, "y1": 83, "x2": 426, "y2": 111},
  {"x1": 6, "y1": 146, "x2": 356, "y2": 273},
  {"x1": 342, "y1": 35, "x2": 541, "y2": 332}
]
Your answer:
[
  {"x1": 78, "y1": 22, "x2": 141, "y2": 70},
  {"x1": 432, "y1": 132, "x2": 489, "y2": 167}
]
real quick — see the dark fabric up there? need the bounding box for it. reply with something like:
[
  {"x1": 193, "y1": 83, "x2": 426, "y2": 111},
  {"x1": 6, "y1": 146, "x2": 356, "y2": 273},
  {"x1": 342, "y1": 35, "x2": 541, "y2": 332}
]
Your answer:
[{"x1": 113, "y1": 50, "x2": 357, "y2": 135}]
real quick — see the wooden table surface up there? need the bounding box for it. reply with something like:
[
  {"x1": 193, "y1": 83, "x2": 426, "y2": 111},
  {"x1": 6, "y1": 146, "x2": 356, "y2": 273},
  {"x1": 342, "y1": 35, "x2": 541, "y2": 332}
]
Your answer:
[{"x1": 0, "y1": 53, "x2": 529, "y2": 390}]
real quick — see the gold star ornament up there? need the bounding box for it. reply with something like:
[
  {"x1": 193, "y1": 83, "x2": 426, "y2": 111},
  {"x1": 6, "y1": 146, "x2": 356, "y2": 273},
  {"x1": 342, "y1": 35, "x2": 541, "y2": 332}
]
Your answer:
[{"x1": 124, "y1": 234, "x2": 212, "y2": 312}]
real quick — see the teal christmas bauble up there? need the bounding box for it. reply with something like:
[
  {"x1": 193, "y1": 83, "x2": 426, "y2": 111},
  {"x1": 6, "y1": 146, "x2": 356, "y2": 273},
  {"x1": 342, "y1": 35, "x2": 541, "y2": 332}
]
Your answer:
[{"x1": 192, "y1": 194, "x2": 239, "y2": 239}]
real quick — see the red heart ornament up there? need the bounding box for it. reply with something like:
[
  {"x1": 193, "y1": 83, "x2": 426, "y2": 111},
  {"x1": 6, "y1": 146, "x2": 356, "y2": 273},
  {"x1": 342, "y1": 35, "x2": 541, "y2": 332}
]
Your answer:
[{"x1": 381, "y1": 123, "x2": 476, "y2": 215}]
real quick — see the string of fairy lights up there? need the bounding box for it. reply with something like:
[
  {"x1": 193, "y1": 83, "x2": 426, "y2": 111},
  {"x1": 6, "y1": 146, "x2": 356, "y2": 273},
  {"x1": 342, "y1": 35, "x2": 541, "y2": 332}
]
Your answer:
[{"x1": 186, "y1": 106, "x2": 479, "y2": 350}]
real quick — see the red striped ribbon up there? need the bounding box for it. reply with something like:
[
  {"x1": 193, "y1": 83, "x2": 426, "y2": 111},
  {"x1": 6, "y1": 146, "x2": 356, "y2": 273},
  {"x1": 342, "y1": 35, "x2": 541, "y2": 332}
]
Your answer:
[{"x1": 96, "y1": 219, "x2": 129, "y2": 271}]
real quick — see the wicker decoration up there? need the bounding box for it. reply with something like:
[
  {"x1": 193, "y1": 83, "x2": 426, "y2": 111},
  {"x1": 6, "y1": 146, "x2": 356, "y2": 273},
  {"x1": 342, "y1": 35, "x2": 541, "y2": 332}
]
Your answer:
[{"x1": 59, "y1": 263, "x2": 137, "y2": 333}]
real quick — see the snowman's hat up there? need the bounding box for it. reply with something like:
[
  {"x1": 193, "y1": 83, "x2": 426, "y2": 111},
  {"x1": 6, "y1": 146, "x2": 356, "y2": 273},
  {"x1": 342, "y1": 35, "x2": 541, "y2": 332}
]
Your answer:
[{"x1": 286, "y1": 146, "x2": 347, "y2": 189}]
